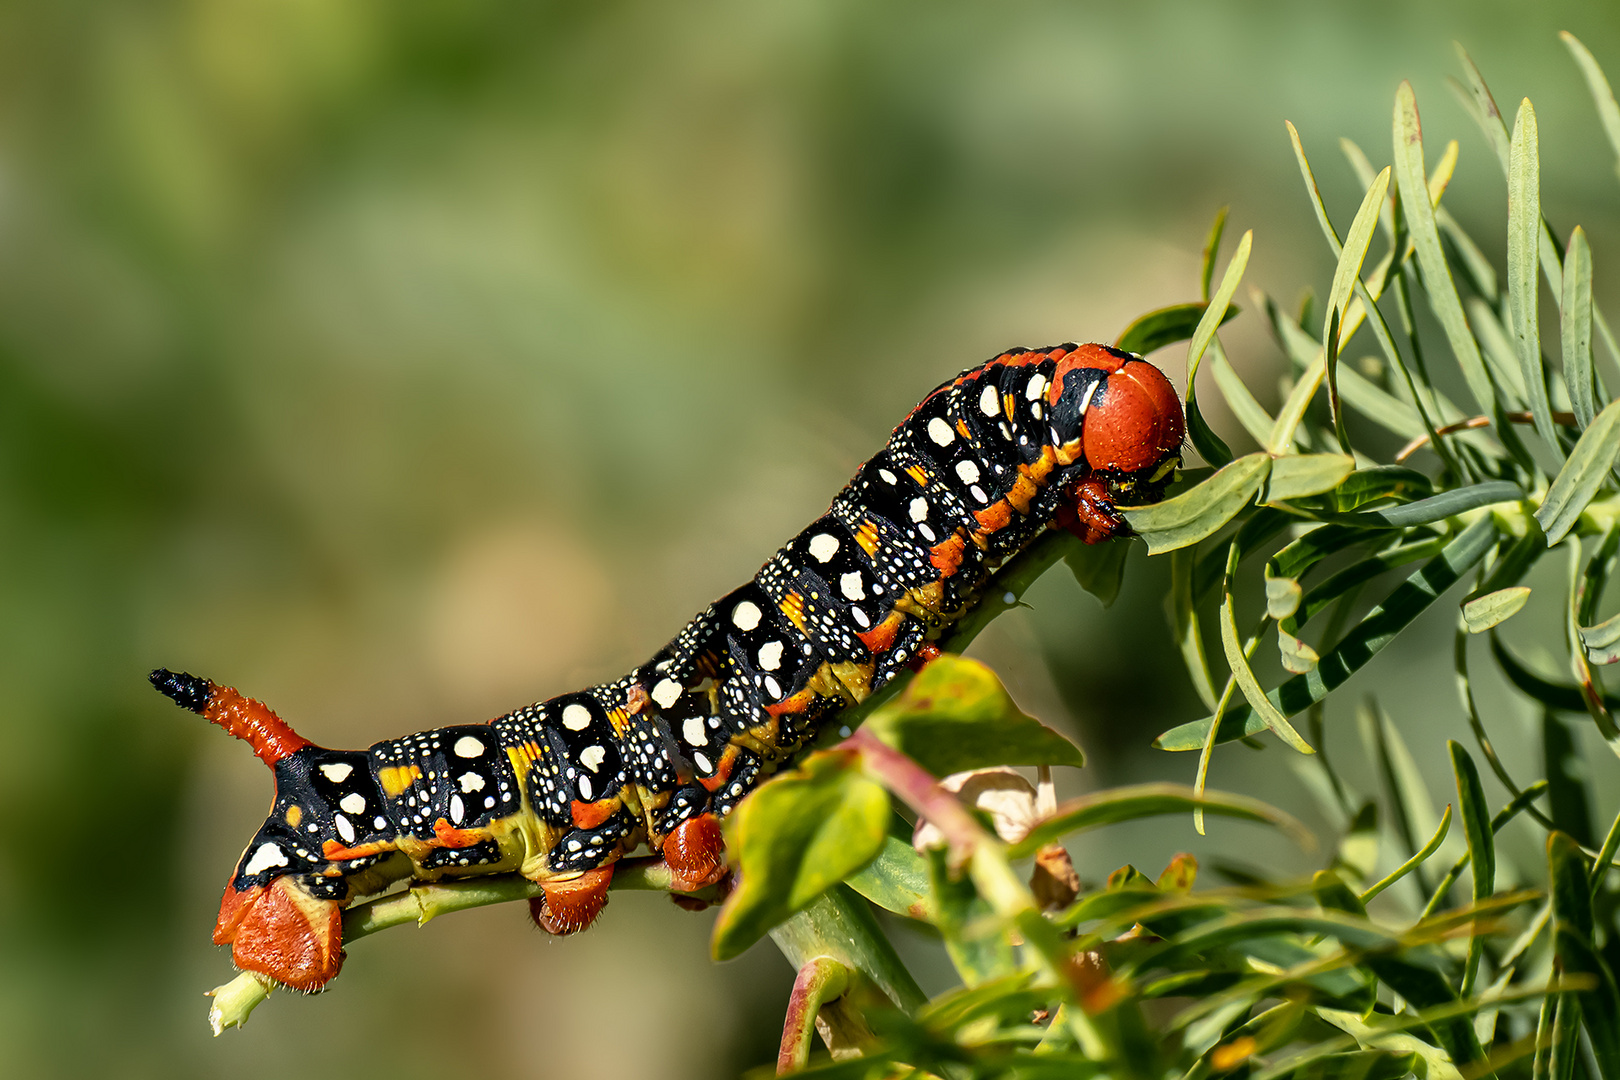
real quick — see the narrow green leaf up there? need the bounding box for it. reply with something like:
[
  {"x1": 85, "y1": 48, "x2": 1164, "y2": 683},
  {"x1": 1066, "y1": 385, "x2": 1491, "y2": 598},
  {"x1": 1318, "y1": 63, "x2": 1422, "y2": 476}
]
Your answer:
[
  {"x1": 1336, "y1": 480, "x2": 1521, "y2": 529},
  {"x1": 1561, "y1": 31, "x2": 1620, "y2": 186},
  {"x1": 714, "y1": 750, "x2": 891, "y2": 960},
  {"x1": 1393, "y1": 81, "x2": 1498, "y2": 418},
  {"x1": 1563, "y1": 227, "x2": 1599, "y2": 430},
  {"x1": 1210, "y1": 338, "x2": 1277, "y2": 445},
  {"x1": 1266, "y1": 573, "x2": 1302, "y2": 620},
  {"x1": 1449, "y1": 742, "x2": 1493, "y2": 996},
  {"x1": 1115, "y1": 302, "x2": 1237, "y2": 357},
  {"x1": 1362, "y1": 804, "x2": 1451, "y2": 904},
  {"x1": 1155, "y1": 516, "x2": 1497, "y2": 749},
  {"x1": 1581, "y1": 610, "x2": 1620, "y2": 663},
  {"x1": 1548, "y1": 831, "x2": 1620, "y2": 1080},
  {"x1": 1268, "y1": 351, "x2": 1326, "y2": 455},
  {"x1": 1122, "y1": 452, "x2": 1270, "y2": 555},
  {"x1": 1167, "y1": 548, "x2": 1219, "y2": 712},
  {"x1": 1491, "y1": 632, "x2": 1620, "y2": 713},
  {"x1": 1201, "y1": 205, "x2": 1229, "y2": 302},
  {"x1": 1265, "y1": 453, "x2": 1356, "y2": 504},
  {"x1": 1509, "y1": 98, "x2": 1561, "y2": 457},
  {"x1": 1322, "y1": 167, "x2": 1391, "y2": 449},
  {"x1": 1221, "y1": 588, "x2": 1311, "y2": 752},
  {"x1": 1534, "y1": 396, "x2": 1620, "y2": 545},
  {"x1": 1362, "y1": 702, "x2": 1442, "y2": 865},
  {"x1": 1440, "y1": 209, "x2": 1498, "y2": 302},
  {"x1": 1469, "y1": 296, "x2": 1531, "y2": 403},
  {"x1": 1542, "y1": 713, "x2": 1595, "y2": 848},
  {"x1": 863, "y1": 656, "x2": 1083, "y2": 777},
  {"x1": 1462, "y1": 586, "x2": 1531, "y2": 633},
  {"x1": 1188, "y1": 230, "x2": 1252, "y2": 390},
  {"x1": 1331, "y1": 465, "x2": 1434, "y2": 512},
  {"x1": 1009, "y1": 782, "x2": 1311, "y2": 858},
  {"x1": 1335, "y1": 356, "x2": 1428, "y2": 439},
  {"x1": 844, "y1": 835, "x2": 930, "y2": 920}
]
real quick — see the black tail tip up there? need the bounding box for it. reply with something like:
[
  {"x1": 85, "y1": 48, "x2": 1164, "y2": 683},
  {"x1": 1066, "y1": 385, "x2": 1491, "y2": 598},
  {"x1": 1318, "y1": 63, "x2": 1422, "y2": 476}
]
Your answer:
[{"x1": 149, "y1": 668, "x2": 213, "y2": 713}]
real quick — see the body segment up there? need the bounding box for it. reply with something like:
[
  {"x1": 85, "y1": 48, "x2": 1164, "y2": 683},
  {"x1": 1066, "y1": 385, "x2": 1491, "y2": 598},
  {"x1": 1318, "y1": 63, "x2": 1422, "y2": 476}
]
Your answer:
[{"x1": 153, "y1": 342, "x2": 1186, "y2": 991}]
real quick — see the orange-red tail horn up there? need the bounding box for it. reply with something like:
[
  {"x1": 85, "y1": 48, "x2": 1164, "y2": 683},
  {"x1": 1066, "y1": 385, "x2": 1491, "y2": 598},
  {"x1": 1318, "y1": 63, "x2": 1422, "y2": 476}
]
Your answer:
[{"x1": 149, "y1": 668, "x2": 312, "y2": 767}]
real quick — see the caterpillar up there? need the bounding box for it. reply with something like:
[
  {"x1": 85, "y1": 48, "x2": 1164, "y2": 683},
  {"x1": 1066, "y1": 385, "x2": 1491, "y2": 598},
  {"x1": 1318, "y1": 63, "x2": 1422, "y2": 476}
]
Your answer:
[{"x1": 151, "y1": 342, "x2": 1185, "y2": 993}]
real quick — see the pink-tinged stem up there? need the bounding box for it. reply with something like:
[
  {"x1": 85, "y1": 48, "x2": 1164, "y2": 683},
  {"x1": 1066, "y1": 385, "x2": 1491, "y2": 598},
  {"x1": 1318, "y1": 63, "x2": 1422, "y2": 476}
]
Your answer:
[
  {"x1": 777, "y1": 956, "x2": 853, "y2": 1074},
  {"x1": 843, "y1": 728, "x2": 985, "y2": 859}
]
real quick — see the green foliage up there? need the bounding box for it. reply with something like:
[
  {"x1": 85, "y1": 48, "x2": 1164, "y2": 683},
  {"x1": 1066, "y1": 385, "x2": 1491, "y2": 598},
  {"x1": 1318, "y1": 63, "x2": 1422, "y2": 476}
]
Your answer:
[{"x1": 735, "y1": 35, "x2": 1620, "y2": 1080}]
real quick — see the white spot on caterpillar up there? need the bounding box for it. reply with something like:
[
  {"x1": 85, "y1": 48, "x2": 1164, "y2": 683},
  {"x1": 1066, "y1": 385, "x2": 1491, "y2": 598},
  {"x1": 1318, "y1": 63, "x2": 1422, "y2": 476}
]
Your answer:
[
  {"x1": 878, "y1": 468, "x2": 898, "y2": 484},
  {"x1": 319, "y1": 763, "x2": 353, "y2": 783},
  {"x1": 956, "y1": 459, "x2": 981, "y2": 484},
  {"x1": 731, "y1": 600, "x2": 762, "y2": 632},
  {"x1": 683, "y1": 715, "x2": 708, "y2": 746},
  {"x1": 808, "y1": 533, "x2": 840, "y2": 562},
  {"x1": 764, "y1": 675, "x2": 782, "y2": 699},
  {"x1": 334, "y1": 814, "x2": 355, "y2": 845},
  {"x1": 450, "y1": 795, "x2": 465, "y2": 824},
  {"x1": 243, "y1": 843, "x2": 289, "y2": 877},
  {"x1": 970, "y1": 485, "x2": 988, "y2": 503},
  {"x1": 580, "y1": 745, "x2": 606, "y2": 772},
  {"x1": 339, "y1": 792, "x2": 367, "y2": 815},
  {"x1": 1077, "y1": 379, "x2": 1101, "y2": 414},
  {"x1": 578, "y1": 775, "x2": 594, "y2": 800},
  {"x1": 374, "y1": 816, "x2": 388, "y2": 829},
  {"x1": 1031, "y1": 402, "x2": 1043, "y2": 421},
  {"x1": 458, "y1": 772, "x2": 485, "y2": 793},
  {"x1": 918, "y1": 523, "x2": 936, "y2": 542},
  {"x1": 454, "y1": 736, "x2": 485, "y2": 758},
  {"x1": 840, "y1": 572, "x2": 865, "y2": 601},
  {"x1": 927, "y1": 417, "x2": 954, "y2": 445},
  {"x1": 979, "y1": 385, "x2": 999, "y2": 416},
  {"x1": 852, "y1": 608, "x2": 870, "y2": 628},
  {"x1": 562, "y1": 704, "x2": 592, "y2": 731},
  {"x1": 1026, "y1": 373, "x2": 1046, "y2": 399},
  {"x1": 652, "y1": 678, "x2": 683, "y2": 709},
  {"x1": 908, "y1": 497, "x2": 928, "y2": 523},
  {"x1": 758, "y1": 641, "x2": 784, "y2": 670},
  {"x1": 693, "y1": 752, "x2": 713, "y2": 774}
]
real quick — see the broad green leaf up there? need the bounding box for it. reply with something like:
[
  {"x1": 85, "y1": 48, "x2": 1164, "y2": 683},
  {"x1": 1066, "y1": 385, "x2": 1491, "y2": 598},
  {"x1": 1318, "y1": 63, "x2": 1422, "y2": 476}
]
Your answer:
[
  {"x1": 1265, "y1": 453, "x2": 1356, "y2": 503},
  {"x1": 1509, "y1": 98, "x2": 1560, "y2": 458},
  {"x1": 1115, "y1": 301, "x2": 1237, "y2": 357},
  {"x1": 1122, "y1": 452, "x2": 1270, "y2": 555},
  {"x1": 1156, "y1": 516, "x2": 1497, "y2": 750},
  {"x1": 862, "y1": 656, "x2": 1083, "y2": 776},
  {"x1": 1562, "y1": 31, "x2": 1620, "y2": 186},
  {"x1": 1201, "y1": 205, "x2": 1229, "y2": 302},
  {"x1": 1064, "y1": 534, "x2": 1128, "y2": 608},
  {"x1": 926, "y1": 846, "x2": 1016, "y2": 987},
  {"x1": 1563, "y1": 227, "x2": 1598, "y2": 430},
  {"x1": 1534, "y1": 396, "x2": 1620, "y2": 545},
  {"x1": 1462, "y1": 586, "x2": 1531, "y2": 633},
  {"x1": 1009, "y1": 782, "x2": 1310, "y2": 858},
  {"x1": 713, "y1": 750, "x2": 890, "y2": 959},
  {"x1": 1548, "y1": 831, "x2": 1620, "y2": 1080},
  {"x1": 844, "y1": 835, "x2": 929, "y2": 920},
  {"x1": 1393, "y1": 81, "x2": 1497, "y2": 419}
]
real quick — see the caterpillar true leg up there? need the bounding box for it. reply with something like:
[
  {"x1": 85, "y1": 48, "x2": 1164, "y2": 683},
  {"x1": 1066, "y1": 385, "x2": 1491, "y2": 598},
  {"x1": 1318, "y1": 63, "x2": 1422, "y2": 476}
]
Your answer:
[{"x1": 155, "y1": 342, "x2": 1185, "y2": 992}]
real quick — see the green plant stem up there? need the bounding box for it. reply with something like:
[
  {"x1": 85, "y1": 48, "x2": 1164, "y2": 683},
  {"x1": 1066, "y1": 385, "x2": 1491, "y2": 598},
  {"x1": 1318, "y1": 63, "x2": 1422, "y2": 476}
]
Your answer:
[{"x1": 768, "y1": 885, "x2": 927, "y2": 1016}]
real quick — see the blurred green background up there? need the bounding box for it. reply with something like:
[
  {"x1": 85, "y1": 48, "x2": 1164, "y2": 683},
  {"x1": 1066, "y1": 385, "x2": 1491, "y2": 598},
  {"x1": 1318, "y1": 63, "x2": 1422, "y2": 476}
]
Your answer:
[{"x1": 4, "y1": 2, "x2": 1620, "y2": 1077}]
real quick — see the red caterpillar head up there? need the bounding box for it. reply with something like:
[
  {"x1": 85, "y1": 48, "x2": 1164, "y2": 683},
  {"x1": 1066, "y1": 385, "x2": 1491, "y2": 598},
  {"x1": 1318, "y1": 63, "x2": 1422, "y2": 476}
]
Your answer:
[
  {"x1": 151, "y1": 669, "x2": 346, "y2": 991},
  {"x1": 1047, "y1": 344, "x2": 1185, "y2": 497}
]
